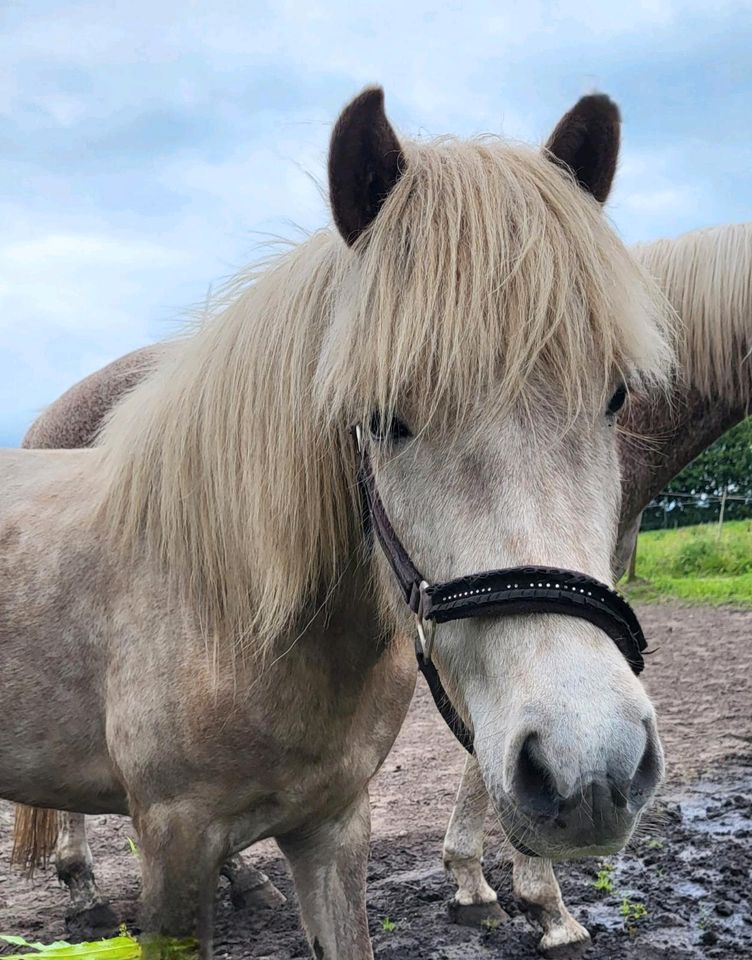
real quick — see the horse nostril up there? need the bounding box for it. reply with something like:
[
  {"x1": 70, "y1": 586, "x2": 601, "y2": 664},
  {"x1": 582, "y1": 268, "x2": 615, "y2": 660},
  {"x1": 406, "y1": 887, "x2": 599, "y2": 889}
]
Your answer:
[
  {"x1": 629, "y1": 721, "x2": 663, "y2": 809},
  {"x1": 511, "y1": 734, "x2": 561, "y2": 819}
]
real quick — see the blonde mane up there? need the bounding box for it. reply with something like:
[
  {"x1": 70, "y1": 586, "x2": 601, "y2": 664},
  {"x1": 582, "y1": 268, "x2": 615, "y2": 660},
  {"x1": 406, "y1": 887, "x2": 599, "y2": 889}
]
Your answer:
[
  {"x1": 96, "y1": 136, "x2": 673, "y2": 656},
  {"x1": 633, "y1": 222, "x2": 752, "y2": 405}
]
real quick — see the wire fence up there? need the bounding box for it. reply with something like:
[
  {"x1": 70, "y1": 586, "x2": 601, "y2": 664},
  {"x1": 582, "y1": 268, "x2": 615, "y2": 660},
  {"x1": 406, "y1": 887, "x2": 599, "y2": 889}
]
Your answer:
[{"x1": 641, "y1": 491, "x2": 752, "y2": 531}]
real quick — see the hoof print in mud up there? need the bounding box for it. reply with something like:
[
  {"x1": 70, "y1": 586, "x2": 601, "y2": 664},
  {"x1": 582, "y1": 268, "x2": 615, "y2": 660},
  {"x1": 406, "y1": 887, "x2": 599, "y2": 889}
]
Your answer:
[
  {"x1": 64, "y1": 899, "x2": 120, "y2": 940},
  {"x1": 447, "y1": 899, "x2": 510, "y2": 928}
]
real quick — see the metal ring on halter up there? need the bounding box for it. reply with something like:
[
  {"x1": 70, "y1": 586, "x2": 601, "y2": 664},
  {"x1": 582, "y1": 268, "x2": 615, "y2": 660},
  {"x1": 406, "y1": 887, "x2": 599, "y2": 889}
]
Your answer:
[{"x1": 415, "y1": 580, "x2": 436, "y2": 661}]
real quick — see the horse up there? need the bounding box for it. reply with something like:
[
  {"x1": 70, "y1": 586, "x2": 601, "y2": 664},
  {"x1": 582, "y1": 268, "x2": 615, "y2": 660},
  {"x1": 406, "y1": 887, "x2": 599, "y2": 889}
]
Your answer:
[
  {"x1": 442, "y1": 220, "x2": 752, "y2": 954},
  {"x1": 1, "y1": 87, "x2": 673, "y2": 959},
  {"x1": 17, "y1": 221, "x2": 750, "y2": 955},
  {"x1": 615, "y1": 223, "x2": 752, "y2": 576}
]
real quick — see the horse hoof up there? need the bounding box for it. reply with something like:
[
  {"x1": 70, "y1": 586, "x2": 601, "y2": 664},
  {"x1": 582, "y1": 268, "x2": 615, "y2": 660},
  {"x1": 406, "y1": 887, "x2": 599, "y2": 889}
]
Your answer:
[
  {"x1": 229, "y1": 878, "x2": 286, "y2": 912},
  {"x1": 65, "y1": 899, "x2": 120, "y2": 940},
  {"x1": 447, "y1": 899, "x2": 510, "y2": 928},
  {"x1": 538, "y1": 926, "x2": 591, "y2": 958}
]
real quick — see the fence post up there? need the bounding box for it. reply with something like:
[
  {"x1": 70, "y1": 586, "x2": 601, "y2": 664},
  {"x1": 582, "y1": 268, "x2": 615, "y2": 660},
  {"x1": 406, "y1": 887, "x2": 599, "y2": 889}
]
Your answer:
[{"x1": 718, "y1": 487, "x2": 727, "y2": 534}]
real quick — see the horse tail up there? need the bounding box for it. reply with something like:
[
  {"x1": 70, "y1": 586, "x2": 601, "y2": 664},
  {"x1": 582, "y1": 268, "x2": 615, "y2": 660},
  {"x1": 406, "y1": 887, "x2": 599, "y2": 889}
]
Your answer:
[{"x1": 10, "y1": 805, "x2": 60, "y2": 875}]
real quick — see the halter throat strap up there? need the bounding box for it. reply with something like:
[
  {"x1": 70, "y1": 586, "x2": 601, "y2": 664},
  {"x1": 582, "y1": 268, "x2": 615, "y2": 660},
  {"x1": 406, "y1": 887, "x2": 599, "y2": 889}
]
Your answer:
[{"x1": 354, "y1": 430, "x2": 648, "y2": 755}]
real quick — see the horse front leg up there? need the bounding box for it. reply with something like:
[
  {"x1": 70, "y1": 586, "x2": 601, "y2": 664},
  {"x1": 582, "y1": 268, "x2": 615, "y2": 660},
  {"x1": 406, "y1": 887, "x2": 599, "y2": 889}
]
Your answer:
[
  {"x1": 277, "y1": 789, "x2": 372, "y2": 960},
  {"x1": 512, "y1": 853, "x2": 590, "y2": 957},
  {"x1": 56, "y1": 812, "x2": 118, "y2": 939},
  {"x1": 443, "y1": 753, "x2": 508, "y2": 927},
  {"x1": 134, "y1": 802, "x2": 227, "y2": 960}
]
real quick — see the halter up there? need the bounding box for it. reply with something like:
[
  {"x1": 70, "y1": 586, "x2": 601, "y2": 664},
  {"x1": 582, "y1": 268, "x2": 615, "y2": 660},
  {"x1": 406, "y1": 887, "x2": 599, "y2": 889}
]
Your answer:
[{"x1": 354, "y1": 427, "x2": 648, "y2": 755}]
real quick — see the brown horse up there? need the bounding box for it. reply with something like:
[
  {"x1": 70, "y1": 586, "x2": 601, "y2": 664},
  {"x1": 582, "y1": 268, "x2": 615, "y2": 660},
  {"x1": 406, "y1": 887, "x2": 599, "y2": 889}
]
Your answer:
[{"x1": 1, "y1": 88, "x2": 672, "y2": 958}]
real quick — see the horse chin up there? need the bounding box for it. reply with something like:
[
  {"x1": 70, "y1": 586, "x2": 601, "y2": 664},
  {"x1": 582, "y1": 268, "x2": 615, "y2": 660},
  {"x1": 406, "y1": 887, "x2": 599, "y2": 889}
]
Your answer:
[
  {"x1": 496, "y1": 806, "x2": 635, "y2": 862},
  {"x1": 505, "y1": 833, "x2": 540, "y2": 858},
  {"x1": 505, "y1": 829, "x2": 631, "y2": 862}
]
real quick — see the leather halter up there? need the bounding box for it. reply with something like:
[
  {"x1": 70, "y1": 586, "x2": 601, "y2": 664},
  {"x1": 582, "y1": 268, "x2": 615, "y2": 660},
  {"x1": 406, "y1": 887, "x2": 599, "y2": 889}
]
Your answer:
[{"x1": 354, "y1": 427, "x2": 648, "y2": 755}]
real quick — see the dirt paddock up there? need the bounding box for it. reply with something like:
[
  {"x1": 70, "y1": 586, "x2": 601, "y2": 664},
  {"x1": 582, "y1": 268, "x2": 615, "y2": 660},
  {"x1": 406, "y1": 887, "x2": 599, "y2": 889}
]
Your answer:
[{"x1": 1, "y1": 603, "x2": 750, "y2": 958}]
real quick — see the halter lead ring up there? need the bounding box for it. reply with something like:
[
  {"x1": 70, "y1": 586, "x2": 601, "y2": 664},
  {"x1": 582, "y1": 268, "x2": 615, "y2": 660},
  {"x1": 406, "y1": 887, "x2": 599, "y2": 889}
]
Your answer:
[
  {"x1": 353, "y1": 427, "x2": 649, "y2": 756},
  {"x1": 414, "y1": 580, "x2": 436, "y2": 661}
]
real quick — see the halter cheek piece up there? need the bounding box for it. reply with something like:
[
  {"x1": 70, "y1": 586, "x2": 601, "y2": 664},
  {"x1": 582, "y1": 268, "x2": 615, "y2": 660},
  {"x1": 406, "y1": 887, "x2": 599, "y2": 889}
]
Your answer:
[{"x1": 353, "y1": 427, "x2": 648, "y2": 756}]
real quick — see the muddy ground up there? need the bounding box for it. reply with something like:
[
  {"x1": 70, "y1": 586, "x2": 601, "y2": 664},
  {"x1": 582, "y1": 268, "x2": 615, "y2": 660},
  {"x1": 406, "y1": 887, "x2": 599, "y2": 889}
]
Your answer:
[{"x1": 0, "y1": 602, "x2": 750, "y2": 959}]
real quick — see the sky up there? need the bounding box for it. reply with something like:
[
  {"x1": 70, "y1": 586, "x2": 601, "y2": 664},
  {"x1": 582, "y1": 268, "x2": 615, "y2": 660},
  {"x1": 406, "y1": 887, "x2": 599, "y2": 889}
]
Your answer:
[{"x1": 1, "y1": 0, "x2": 751, "y2": 445}]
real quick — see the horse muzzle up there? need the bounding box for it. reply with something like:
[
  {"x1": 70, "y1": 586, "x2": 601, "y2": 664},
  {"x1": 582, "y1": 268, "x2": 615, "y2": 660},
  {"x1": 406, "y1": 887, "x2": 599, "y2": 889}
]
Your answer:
[{"x1": 489, "y1": 714, "x2": 665, "y2": 859}]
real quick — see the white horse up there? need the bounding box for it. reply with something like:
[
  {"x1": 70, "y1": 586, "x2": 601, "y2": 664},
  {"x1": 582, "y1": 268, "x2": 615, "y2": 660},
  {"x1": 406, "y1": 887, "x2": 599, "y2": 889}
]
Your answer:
[
  {"x1": 2, "y1": 87, "x2": 672, "y2": 958},
  {"x1": 17, "y1": 223, "x2": 751, "y2": 955},
  {"x1": 443, "y1": 221, "x2": 752, "y2": 954}
]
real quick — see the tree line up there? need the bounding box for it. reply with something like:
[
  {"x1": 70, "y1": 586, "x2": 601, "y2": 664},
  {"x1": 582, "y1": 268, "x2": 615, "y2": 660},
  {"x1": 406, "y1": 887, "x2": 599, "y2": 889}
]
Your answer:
[{"x1": 641, "y1": 418, "x2": 752, "y2": 530}]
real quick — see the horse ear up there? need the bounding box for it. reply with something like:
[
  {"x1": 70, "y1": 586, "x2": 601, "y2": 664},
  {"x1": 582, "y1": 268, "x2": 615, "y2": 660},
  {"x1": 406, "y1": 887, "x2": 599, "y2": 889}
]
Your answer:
[
  {"x1": 328, "y1": 86, "x2": 405, "y2": 246},
  {"x1": 544, "y1": 94, "x2": 621, "y2": 204}
]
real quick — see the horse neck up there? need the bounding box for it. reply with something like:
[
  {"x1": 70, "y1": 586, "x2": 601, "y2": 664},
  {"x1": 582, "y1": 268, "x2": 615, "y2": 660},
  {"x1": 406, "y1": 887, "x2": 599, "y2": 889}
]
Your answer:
[
  {"x1": 262, "y1": 552, "x2": 401, "y2": 713},
  {"x1": 619, "y1": 224, "x2": 752, "y2": 539},
  {"x1": 618, "y1": 386, "x2": 748, "y2": 541},
  {"x1": 264, "y1": 549, "x2": 415, "y2": 736}
]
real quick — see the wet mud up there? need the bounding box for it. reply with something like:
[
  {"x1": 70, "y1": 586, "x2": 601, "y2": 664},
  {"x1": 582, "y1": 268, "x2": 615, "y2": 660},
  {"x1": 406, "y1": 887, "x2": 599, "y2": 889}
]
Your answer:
[{"x1": 1, "y1": 603, "x2": 750, "y2": 958}]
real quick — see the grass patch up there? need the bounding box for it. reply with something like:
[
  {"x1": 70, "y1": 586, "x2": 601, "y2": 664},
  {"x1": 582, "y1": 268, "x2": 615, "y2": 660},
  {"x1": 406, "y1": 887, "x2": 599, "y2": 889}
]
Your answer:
[{"x1": 622, "y1": 521, "x2": 752, "y2": 607}]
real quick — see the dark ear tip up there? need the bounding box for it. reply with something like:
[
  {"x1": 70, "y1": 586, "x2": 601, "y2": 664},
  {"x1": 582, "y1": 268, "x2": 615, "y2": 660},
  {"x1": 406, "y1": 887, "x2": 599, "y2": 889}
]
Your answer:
[
  {"x1": 339, "y1": 85, "x2": 386, "y2": 120},
  {"x1": 571, "y1": 93, "x2": 621, "y2": 126},
  {"x1": 544, "y1": 92, "x2": 621, "y2": 204},
  {"x1": 329, "y1": 86, "x2": 388, "y2": 152}
]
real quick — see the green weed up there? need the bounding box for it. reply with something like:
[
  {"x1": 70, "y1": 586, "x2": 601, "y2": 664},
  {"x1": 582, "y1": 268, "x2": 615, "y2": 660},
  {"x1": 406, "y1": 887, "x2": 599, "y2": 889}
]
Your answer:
[
  {"x1": 620, "y1": 898, "x2": 648, "y2": 923},
  {"x1": 593, "y1": 863, "x2": 615, "y2": 895}
]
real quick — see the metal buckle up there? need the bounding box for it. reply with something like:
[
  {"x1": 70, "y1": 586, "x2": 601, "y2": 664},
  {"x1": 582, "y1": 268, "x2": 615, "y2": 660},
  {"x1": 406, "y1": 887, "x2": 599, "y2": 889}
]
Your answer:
[{"x1": 415, "y1": 580, "x2": 436, "y2": 662}]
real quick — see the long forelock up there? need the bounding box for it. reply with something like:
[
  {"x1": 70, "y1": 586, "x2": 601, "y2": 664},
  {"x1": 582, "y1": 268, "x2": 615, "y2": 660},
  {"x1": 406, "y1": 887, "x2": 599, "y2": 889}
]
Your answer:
[
  {"x1": 317, "y1": 136, "x2": 675, "y2": 435},
  {"x1": 95, "y1": 135, "x2": 675, "y2": 660}
]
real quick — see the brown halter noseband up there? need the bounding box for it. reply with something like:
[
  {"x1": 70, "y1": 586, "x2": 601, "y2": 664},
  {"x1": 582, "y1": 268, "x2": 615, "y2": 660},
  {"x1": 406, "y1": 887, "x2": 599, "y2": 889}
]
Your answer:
[{"x1": 354, "y1": 427, "x2": 648, "y2": 755}]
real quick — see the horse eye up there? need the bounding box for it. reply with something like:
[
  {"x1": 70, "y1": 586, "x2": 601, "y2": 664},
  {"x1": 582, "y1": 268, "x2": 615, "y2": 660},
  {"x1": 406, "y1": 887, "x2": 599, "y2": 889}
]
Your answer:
[
  {"x1": 368, "y1": 412, "x2": 412, "y2": 443},
  {"x1": 607, "y1": 385, "x2": 627, "y2": 416}
]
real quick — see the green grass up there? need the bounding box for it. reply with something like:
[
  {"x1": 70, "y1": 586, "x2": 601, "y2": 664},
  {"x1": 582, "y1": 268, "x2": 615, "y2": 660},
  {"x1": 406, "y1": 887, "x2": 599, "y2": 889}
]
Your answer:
[
  {"x1": 622, "y1": 520, "x2": 752, "y2": 607},
  {"x1": 620, "y1": 898, "x2": 648, "y2": 923},
  {"x1": 0, "y1": 931, "x2": 198, "y2": 959},
  {"x1": 593, "y1": 863, "x2": 615, "y2": 894},
  {"x1": 0, "y1": 931, "x2": 141, "y2": 958}
]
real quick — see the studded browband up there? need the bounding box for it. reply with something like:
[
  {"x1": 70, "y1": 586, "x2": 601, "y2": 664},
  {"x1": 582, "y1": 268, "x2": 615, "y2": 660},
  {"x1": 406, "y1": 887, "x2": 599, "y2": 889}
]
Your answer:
[{"x1": 353, "y1": 428, "x2": 648, "y2": 755}]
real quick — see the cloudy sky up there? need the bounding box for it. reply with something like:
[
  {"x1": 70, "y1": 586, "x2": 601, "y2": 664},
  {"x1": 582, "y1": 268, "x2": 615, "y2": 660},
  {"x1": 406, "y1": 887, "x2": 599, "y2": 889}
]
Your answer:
[{"x1": 1, "y1": 0, "x2": 751, "y2": 444}]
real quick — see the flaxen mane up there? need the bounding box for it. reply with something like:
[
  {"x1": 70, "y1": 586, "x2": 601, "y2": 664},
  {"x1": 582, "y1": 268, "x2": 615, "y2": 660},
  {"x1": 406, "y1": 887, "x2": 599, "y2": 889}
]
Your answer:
[
  {"x1": 95, "y1": 136, "x2": 674, "y2": 656},
  {"x1": 634, "y1": 222, "x2": 752, "y2": 405}
]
